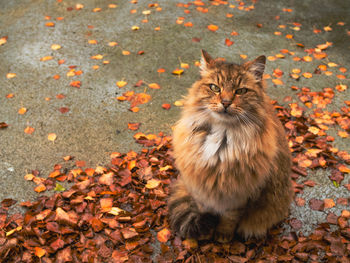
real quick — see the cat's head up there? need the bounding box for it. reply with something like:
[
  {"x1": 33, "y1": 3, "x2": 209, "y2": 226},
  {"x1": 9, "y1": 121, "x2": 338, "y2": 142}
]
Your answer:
[{"x1": 188, "y1": 50, "x2": 267, "y2": 126}]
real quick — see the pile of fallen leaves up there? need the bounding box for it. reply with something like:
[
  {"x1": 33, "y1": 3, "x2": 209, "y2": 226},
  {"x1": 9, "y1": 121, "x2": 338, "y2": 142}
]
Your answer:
[{"x1": 1, "y1": 101, "x2": 349, "y2": 262}]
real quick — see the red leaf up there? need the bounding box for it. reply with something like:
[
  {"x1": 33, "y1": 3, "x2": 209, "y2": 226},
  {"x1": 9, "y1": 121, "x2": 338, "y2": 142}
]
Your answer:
[{"x1": 225, "y1": 38, "x2": 234, "y2": 46}]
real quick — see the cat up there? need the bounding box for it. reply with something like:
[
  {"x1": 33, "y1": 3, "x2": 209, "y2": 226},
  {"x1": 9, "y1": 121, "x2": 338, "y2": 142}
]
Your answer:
[{"x1": 168, "y1": 50, "x2": 293, "y2": 242}]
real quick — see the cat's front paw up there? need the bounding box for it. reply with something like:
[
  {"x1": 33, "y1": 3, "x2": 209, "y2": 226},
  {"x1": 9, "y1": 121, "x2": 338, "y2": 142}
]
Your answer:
[{"x1": 214, "y1": 230, "x2": 234, "y2": 243}]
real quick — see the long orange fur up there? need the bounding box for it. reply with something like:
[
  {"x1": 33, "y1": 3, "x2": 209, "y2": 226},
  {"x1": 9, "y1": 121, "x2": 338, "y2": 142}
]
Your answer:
[{"x1": 168, "y1": 50, "x2": 293, "y2": 242}]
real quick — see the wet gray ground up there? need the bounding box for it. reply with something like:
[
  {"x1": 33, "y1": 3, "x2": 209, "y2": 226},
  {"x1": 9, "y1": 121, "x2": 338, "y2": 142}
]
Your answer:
[{"x1": 0, "y1": 0, "x2": 349, "y2": 235}]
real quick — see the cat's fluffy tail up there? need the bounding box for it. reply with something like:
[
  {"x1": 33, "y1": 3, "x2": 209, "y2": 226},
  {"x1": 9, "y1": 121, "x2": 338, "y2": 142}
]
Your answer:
[{"x1": 168, "y1": 179, "x2": 219, "y2": 239}]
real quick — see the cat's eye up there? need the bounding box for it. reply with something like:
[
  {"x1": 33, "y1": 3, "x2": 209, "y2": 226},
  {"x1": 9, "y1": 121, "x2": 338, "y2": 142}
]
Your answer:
[
  {"x1": 209, "y1": 84, "x2": 220, "y2": 93},
  {"x1": 235, "y1": 88, "x2": 248, "y2": 95}
]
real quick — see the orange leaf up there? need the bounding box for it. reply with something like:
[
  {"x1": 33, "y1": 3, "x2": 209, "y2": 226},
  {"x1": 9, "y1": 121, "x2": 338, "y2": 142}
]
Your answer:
[
  {"x1": 40, "y1": 56, "x2": 53, "y2": 61},
  {"x1": 324, "y1": 198, "x2": 335, "y2": 209},
  {"x1": 181, "y1": 63, "x2": 189, "y2": 69},
  {"x1": 0, "y1": 36, "x2": 7, "y2": 46},
  {"x1": 100, "y1": 198, "x2": 113, "y2": 212},
  {"x1": 49, "y1": 170, "x2": 61, "y2": 178},
  {"x1": 302, "y1": 72, "x2": 312, "y2": 78},
  {"x1": 157, "y1": 68, "x2": 165, "y2": 73},
  {"x1": 272, "y1": 79, "x2": 284, "y2": 85},
  {"x1": 91, "y1": 54, "x2": 103, "y2": 60},
  {"x1": 122, "y1": 50, "x2": 131, "y2": 55},
  {"x1": 24, "y1": 126, "x2": 35, "y2": 134},
  {"x1": 108, "y1": 41, "x2": 118, "y2": 47},
  {"x1": 34, "y1": 184, "x2": 47, "y2": 193},
  {"x1": 339, "y1": 165, "x2": 350, "y2": 173},
  {"x1": 34, "y1": 247, "x2": 46, "y2": 258},
  {"x1": 148, "y1": 83, "x2": 161, "y2": 89},
  {"x1": 18, "y1": 107, "x2": 27, "y2": 115},
  {"x1": 303, "y1": 56, "x2": 312, "y2": 62},
  {"x1": 129, "y1": 107, "x2": 139, "y2": 112},
  {"x1": 70, "y1": 81, "x2": 81, "y2": 88},
  {"x1": 128, "y1": 122, "x2": 140, "y2": 131},
  {"x1": 207, "y1": 24, "x2": 219, "y2": 32},
  {"x1": 45, "y1": 22, "x2": 55, "y2": 27},
  {"x1": 157, "y1": 228, "x2": 172, "y2": 243},
  {"x1": 338, "y1": 131, "x2": 348, "y2": 138},
  {"x1": 88, "y1": 39, "x2": 98, "y2": 44},
  {"x1": 128, "y1": 160, "x2": 136, "y2": 171},
  {"x1": 6, "y1": 73, "x2": 16, "y2": 79}
]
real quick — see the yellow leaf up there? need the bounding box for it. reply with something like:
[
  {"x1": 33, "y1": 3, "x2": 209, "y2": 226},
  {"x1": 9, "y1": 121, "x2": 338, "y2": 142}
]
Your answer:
[
  {"x1": 51, "y1": 44, "x2": 61, "y2": 50},
  {"x1": 24, "y1": 173, "x2": 35, "y2": 181},
  {"x1": 131, "y1": 25, "x2": 140, "y2": 30},
  {"x1": 174, "y1": 100, "x2": 183, "y2": 107},
  {"x1": 308, "y1": 126, "x2": 320, "y2": 135},
  {"x1": 116, "y1": 80, "x2": 127, "y2": 88},
  {"x1": 108, "y1": 207, "x2": 125, "y2": 216},
  {"x1": 172, "y1": 68, "x2": 184, "y2": 75},
  {"x1": 48, "y1": 133, "x2": 57, "y2": 142},
  {"x1": 327, "y1": 62, "x2": 338, "y2": 67},
  {"x1": 6, "y1": 226, "x2": 22, "y2": 237},
  {"x1": 159, "y1": 165, "x2": 172, "y2": 171},
  {"x1": 75, "y1": 3, "x2": 84, "y2": 9},
  {"x1": 145, "y1": 179, "x2": 161, "y2": 189},
  {"x1": 91, "y1": 54, "x2": 103, "y2": 60}
]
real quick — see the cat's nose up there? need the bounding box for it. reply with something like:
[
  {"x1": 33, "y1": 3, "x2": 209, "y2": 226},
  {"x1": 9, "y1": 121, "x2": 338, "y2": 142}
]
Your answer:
[{"x1": 221, "y1": 100, "x2": 232, "y2": 109}]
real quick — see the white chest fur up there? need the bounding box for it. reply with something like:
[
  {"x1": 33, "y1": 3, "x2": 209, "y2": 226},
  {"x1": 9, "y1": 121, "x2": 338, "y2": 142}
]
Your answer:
[{"x1": 200, "y1": 124, "x2": 256, "y2": 165}]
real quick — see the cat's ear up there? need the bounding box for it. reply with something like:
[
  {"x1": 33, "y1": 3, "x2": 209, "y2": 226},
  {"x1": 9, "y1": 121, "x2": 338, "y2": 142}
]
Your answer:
[
  {"x1": 200, "y1": 50, "x2": 214, "y2": 75},
  {"x1": 245, "y1": 55, "x2": 266, "y2": 81}
]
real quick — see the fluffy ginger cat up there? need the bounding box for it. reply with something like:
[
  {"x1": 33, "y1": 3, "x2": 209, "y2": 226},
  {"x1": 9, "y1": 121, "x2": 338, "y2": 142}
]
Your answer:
[{"x1": 168, "y1": 50, "x2": 293, "y2": 242}]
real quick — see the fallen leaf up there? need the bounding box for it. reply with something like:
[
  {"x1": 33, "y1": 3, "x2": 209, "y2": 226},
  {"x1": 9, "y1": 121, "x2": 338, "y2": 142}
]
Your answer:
[
  {"x1": 116, "y1": 80, "x2": 127, "y2": 88},
  {"x1": 207, "y1": 24, "x2": 219, "y2": 31},
  {"x1": 145, "y1": 179, "x2": 161, "y2": 189},
  {"x1": 157, "y1": 228, "x2": 171, "y2": 243},
  {"x1": 128, "y1": 123, "x2": 140, "y2": 131},
  {"x1": 34, "y1": 247, "x2": 46, "y2": 258},
  {"x1": 51, "y1": 44, "x2": 61, "y2": 50},
  {"x1": 48, "y1": 133, "x2": 57, "y2": 142},
  {"x1": 24, "y1": 126, "x2": 35, "y2": 134},
  {"x1": 148, "y1": 83, "x2": 161, "y2": 89},
  {"x1": 172, "y1": 68, "x2": 184, "y2": 75}
]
